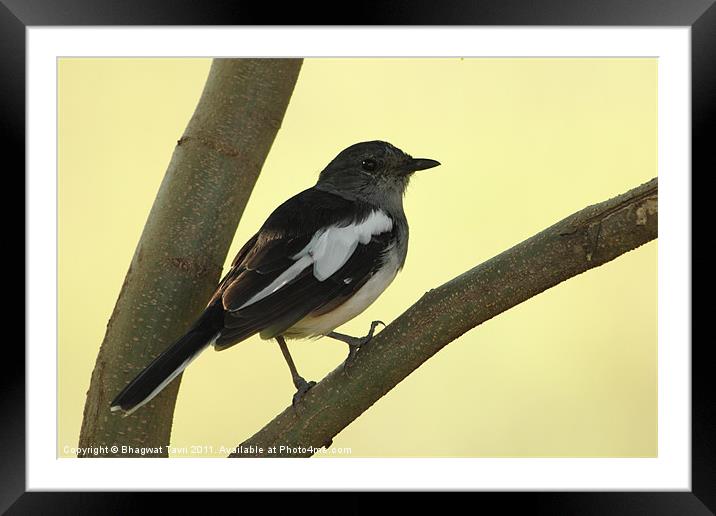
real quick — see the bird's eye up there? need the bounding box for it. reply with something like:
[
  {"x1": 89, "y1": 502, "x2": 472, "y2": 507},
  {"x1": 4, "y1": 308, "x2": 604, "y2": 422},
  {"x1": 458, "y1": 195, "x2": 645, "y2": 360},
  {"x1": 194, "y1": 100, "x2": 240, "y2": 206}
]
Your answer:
[{"x1": 361, "y1": 159, "x2": 377, "y2": 172}]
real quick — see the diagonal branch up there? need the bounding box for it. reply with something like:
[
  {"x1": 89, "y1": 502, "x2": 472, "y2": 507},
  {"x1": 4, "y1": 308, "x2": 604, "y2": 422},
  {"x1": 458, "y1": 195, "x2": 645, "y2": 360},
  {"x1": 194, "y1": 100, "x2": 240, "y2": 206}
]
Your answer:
[{"x1": 230, "y1": 178, "x2": 658, "y2": 457}]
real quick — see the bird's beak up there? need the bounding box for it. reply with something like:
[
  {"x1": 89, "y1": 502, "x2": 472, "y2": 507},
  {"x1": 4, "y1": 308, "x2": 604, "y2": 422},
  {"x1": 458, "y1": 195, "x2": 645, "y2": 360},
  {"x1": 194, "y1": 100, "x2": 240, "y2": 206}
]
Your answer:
[{"x1": 403, "y1": 158, "x2": 441, "y2": 173}]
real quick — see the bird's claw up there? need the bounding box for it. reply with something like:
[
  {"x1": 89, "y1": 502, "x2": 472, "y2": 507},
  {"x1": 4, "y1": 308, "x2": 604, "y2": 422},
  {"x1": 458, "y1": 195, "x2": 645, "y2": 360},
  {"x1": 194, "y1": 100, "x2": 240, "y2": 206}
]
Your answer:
[
  {"x1": 343, "y1": 320, "x2": 386, "y2": 374},
  {"x1": 365, "y1": 320, "x2": 386, "y2": 342},
  {"x1": 344, "y1": 346, "x2": 360, "y2": 373},
  {"x1": 292, "y1": 377, "x2": 316, "y2": 410}
]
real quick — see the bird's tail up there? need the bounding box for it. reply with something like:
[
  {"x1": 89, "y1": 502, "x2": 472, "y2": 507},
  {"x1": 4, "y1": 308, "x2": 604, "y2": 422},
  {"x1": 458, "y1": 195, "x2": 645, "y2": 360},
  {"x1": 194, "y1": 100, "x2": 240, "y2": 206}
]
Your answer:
[{"x1": 110, "y1": 305, "x2": 222, "y2": 416}]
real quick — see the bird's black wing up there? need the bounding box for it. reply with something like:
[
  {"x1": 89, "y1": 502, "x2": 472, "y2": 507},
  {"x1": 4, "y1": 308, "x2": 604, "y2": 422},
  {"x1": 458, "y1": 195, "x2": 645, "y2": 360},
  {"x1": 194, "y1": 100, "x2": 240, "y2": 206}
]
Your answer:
[{"x1": 211, "y1": 187, "x2": 395, "y2": 350}]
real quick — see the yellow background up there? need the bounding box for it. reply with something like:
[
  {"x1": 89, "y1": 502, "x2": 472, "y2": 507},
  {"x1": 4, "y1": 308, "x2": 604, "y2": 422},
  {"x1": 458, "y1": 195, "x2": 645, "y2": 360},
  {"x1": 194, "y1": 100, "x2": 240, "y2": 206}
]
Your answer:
[{"x1": 59, "y1": 58, "x2": 657, "y2": 457}]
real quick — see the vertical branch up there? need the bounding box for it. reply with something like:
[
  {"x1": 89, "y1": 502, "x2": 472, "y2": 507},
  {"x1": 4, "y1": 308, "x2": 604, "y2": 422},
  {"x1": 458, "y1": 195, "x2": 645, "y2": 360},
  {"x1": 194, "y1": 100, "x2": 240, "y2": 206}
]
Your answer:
[{"x1": 78, "y1": 58, "x2": 303, "y2": 457}]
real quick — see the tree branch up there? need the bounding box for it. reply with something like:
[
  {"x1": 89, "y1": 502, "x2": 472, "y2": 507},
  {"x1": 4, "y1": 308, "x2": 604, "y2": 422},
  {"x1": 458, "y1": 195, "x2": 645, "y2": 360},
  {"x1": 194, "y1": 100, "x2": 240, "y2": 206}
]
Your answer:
[
  {"x1": 79, "y1": 58, "x2": 303, "y2": 457},
  {"x1": 230, "y1": 178, "x2": 658, "y2": 458}
]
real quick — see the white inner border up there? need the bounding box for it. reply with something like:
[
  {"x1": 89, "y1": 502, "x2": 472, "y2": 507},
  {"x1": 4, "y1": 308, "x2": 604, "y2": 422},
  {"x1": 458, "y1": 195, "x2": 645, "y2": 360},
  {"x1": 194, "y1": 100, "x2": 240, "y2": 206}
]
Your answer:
[{"x1": 27, "y1": 27, "x2": 690, "y2": 491}]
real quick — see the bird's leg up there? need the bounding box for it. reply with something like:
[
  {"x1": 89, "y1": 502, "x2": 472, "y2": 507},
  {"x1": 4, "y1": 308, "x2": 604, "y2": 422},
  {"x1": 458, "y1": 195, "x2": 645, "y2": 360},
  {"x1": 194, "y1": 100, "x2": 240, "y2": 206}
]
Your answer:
[
  {"x1": 276, "y1": 336, "x2": 315, "y2": 407},
  {"x1": 327, "y1": 320, "x2": 385, "y2": 369}
]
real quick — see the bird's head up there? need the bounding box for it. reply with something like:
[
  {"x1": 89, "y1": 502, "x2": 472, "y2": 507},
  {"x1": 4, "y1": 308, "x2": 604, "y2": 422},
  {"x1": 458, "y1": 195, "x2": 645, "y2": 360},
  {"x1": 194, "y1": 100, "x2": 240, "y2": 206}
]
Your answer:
[{"x1": 316, "y1": 141, "x2": 440, "y2": 206}]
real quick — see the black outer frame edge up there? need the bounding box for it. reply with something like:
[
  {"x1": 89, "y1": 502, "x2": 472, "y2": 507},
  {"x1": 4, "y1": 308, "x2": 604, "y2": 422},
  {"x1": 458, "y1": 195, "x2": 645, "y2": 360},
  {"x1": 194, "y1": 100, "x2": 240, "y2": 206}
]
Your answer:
[
  {"x1": 6, "y1": 0, "x2": 713, "y2": 513},
  {"x1": 1, "y1": 1, "x2": 27, "y2": 515},
  {"x1": 0, "y1": 0, "x2": 715, "y2": 25},
  {"x1": 3, "y1": 492, "x2": 716, "y2": 515},
  {"x1": 691, "y1": 1, "x2": 716, "y2": 513}
]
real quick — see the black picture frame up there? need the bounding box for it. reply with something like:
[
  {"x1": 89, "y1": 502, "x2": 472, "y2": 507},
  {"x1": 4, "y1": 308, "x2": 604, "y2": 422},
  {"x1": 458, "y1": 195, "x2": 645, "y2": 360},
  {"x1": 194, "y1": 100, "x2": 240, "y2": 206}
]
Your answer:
[{"x1": 7, "y1": 0, "x2": 711, "y2": 513}]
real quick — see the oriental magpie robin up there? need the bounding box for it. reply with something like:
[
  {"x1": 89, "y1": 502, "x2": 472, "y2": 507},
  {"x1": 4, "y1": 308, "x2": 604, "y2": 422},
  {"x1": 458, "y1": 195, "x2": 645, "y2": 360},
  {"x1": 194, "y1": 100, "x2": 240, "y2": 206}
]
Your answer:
[{"x1": 111, "y1": 141, "x2": 440, "y2": 415}]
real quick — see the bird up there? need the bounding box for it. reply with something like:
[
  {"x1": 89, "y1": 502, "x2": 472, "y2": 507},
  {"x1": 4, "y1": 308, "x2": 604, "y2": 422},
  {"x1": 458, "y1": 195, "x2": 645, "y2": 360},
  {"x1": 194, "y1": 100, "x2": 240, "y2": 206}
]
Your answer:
[{"x1": 110, "y1": 140, "x2": 440, "y2": 416}]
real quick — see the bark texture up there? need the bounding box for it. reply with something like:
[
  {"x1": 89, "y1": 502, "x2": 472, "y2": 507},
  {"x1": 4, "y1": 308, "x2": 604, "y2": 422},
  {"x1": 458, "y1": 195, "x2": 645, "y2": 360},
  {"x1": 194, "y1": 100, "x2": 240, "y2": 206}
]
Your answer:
[
  {"x1": 230, "y1": 178, "x2": 658, "y2": 458},
  {"x1": 79, "y1": 58, "x2": 303, "y2": 457}
]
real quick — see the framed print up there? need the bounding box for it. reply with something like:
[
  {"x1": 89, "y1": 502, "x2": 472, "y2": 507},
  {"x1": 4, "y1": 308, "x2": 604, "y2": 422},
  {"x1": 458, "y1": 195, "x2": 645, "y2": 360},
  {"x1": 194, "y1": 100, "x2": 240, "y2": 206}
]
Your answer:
[{"x1": 9, "y1": 0, "x2": 713, "y2": 513}]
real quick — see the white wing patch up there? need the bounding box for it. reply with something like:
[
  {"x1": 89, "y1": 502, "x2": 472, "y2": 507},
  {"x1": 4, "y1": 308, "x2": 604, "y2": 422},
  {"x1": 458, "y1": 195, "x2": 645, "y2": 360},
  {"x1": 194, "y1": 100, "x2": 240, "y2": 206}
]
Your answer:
[
  {"x1": 236, "y1": 210, "x2": 393, "y2": 310},
  {"x1": 237, "y1": 254, "x2": 313, "y2": 309},
  {"x1": 283, "y1": 245, "x2": 400, "y2": 338}
]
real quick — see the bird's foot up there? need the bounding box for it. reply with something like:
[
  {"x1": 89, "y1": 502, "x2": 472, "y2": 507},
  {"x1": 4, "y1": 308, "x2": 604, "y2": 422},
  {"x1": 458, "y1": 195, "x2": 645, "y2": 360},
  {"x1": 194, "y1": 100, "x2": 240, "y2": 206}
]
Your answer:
[
  {"x1": 291, "y1": 376, "x2": 316, "y2": 410},
  {"x1": 342, "y1": 320, "x2": 385, "y2": 372}
]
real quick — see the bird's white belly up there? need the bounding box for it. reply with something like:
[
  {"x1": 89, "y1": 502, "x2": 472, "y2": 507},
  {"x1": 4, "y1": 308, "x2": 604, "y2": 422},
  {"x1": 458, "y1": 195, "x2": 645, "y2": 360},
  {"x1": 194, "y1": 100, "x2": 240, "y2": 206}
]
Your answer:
[{"x1": 284, "y1": 249, "x2": 400, "y2": 338}]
